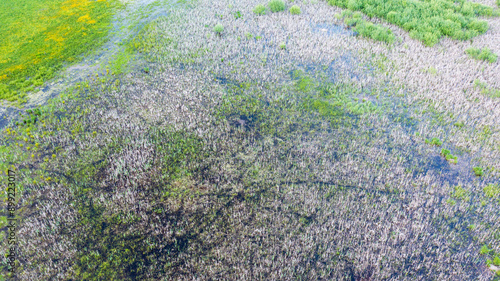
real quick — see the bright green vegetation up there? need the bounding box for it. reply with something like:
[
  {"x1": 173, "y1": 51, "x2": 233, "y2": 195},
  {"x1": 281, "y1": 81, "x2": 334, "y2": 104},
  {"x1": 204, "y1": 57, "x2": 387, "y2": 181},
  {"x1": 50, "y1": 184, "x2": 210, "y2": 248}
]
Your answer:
[
  {"x1": 234, "y1": 10, "x2": 242, "y2": 19},
  {"x1": 480, "y1": 245, "x2": 491, "y2": 255},
  {"x1": 440, "y1": 148, "x2": 457, "y2": 164},
  {"x1": 473, "y1": 166, "x2": 484, "y2": 177},
  {"x1": 466, "y1": 47, "x2": 498, "y2": 63},
  {"x1": 425, "y1": 137, "x2": 442, "y2": 146},
  {"x1": 484, "y1": 184, "x2": 500, "y2": 198},
  {"x1": 450, "y1": 185, "x2": 469, "y2": 201},
  {"x1": 337, "y1": 10, "x2": 395, "y2": 43},
  {"x1": 290, "y1": 5, "x2": 302, "y2": 15},
  {"x1": 292, "y1": 70, "x2": 380, "y2": 121},
  {"x1": 326, "y1": 0, "x2": 497, "y2": 46},
  {"x1": 253, "y1": 4, "x2": 267, "y2": 15},
  {"x1": 279, "y1": 42, "x2": 286, "y2": 49},
  {"x1": 473, "y1": 80, "x2": 500, "y2": 98},
  {"x1": 109, "y1": 48, "x2": 133, "y2": 75},
  {"x1": 268, "y1": 0, "x2": 286, "y2": 12},
  {"x1": 0, "y1": 0, "x2": 118, "y2": 104},
  {"x1": 214, "y1": 24, "x2": 224, "y2": 34}
]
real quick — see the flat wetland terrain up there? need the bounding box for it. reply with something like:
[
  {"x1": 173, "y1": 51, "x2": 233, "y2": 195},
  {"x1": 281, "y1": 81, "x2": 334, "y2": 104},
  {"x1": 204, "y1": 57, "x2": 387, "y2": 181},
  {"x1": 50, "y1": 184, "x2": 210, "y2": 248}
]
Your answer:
[{"x1": 1, "y1": 0, "x2": 500, "y2": 280}]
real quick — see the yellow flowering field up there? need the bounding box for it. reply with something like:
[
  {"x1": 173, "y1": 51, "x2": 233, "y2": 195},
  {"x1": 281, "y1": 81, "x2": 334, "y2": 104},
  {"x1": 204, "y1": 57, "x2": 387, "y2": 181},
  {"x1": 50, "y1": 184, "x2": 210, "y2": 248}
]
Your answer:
[{"x1": 0, "y1": 0, "x2": 117, "y2": 104}]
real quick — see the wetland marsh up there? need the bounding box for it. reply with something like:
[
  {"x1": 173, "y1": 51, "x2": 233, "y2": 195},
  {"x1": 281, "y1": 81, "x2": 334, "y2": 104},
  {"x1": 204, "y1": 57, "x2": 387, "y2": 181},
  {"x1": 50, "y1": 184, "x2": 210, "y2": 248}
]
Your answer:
[{"x1": 1, "y1": 0, "x2": 500, "y2": 280}]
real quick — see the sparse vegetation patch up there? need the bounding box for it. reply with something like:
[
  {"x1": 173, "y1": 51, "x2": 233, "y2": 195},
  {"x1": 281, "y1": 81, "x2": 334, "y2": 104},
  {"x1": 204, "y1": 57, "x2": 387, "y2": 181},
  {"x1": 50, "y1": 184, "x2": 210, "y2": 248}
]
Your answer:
[
  {"x1": 337, "y1": 10, "x2": 395, "y2": 43},
  {"x1": 466, "y1": 47, "x2": 498, "y2": 63}
]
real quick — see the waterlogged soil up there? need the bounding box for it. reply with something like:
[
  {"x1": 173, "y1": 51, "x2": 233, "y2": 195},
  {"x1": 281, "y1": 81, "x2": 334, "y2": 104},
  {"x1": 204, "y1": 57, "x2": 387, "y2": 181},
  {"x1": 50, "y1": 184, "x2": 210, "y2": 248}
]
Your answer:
[{"x1": 2, "y1": 0, "x2": 500, "y2": 279}]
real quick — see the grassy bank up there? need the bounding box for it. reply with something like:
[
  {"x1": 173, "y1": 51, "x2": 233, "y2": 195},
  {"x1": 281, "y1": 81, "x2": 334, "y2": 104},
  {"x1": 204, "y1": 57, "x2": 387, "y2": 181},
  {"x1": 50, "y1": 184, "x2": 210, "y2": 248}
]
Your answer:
[{"x1": 0, "y1": 0, "x2": 118, "y2": 105}]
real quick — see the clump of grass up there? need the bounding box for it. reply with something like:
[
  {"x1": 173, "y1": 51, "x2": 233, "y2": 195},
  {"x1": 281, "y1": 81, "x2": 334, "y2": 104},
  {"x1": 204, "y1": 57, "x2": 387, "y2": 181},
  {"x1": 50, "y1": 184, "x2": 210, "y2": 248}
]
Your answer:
[
  {"x1": 425, "y1": 137, "x2": 442, "y2": 146},
  {"x1": 441, "y1": 148, "x2": 457, "y2": 164},
  {"x1": 480, "y1": 245, "x2": 491, "y2": 255},
  {"x1": 473, "y1": 80, "x2": 500, "y2": 98},
  {"x1": 483, "y1": 184, "x2": 499, "y2": 198},
  {"x1": 213, "y1": 24, "x2": 224, "y2": 35},
  {"x1": 327, "y1": 0, "x2": 494, "y2": 46},
  {"x1": 450, "y1": 185, "x2": 469, "y2": 201},
  {"x1": 268, "y1": 0, "x2": 286, "y2": 13},
  {"x1": 337, "y1": 10, "x2": 395, "y2": 44},
  {"x1": 290, "y1": 5, "x2": 301, "y2": 15},
  {"x1": 466, "y1": 47, "x2": 498, "y2": 63},
  {"x1": 253, "y1": 4, "x2": 267, "y2": 15},
  {"x1": 0, "y1": 0, "x2": 117, "y2": 104},
  {"x1": 473, "y1": 166, "x2": 483, "y2": 176},
  {"x1": 279, "y1": 42, "x2": 286, "y2": 49}
]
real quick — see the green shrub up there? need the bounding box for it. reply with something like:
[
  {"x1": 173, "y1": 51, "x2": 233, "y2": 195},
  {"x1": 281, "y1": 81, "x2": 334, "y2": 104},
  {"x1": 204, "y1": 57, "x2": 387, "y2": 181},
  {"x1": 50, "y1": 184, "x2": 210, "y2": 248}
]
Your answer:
[
  {"x1": 473, "y1": 79, "x2": 500, "y2": 98},
  {"x1": 290, "y1": 5, "x2": 301, "y2": 15},
  {"x1": 466, "y1": 47, "x2": 498, "y2": 63},
  {"x1": 279, "y1": 42, "x2": 286, "y2": 49},
  {"x1": 253, "y1": 4, "x2": 266, "y2": 15},
  {"x1": 483, "y1": 184, "x2": 500, "y2": 198},
  {"x1": 213, "y1": 24, "x2": 224, "y2": 34},
  {"x1": 473, "y1": 166, "x2": 483, "y2": 176},
  {"x1": 268, "y1": 0, "x2": 286, "y2": 13},
  {"x1": 325, "y1": 0, "x2": 493, "y2": 46}
]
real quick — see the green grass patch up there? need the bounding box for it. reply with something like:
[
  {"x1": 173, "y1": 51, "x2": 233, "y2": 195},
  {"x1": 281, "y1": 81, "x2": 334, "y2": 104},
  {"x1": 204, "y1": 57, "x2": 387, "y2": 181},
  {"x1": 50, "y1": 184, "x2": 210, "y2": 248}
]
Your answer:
[
  {"x1": 473, "y1": 79, "x2": 500, "y2": 98},
  {"x1": 214, "y1": 24, "x2": 224, "y2": 35},
  {"x1": 253, "y1": 4, "x2": 267, "y2": 15},
  {"x1": 326, "y1": 0, "x2": 496, "y2": 46},
  {"x1": 473, "y1": 166, "x2": 483, "y2": 177},
  {"x1": 290, "y1": 5, "x2": 302, "y2": 15},
  {"x1": 480, "y1": 245, "x2": 491, "y2": 255},
  {"x1": 425, "y1": 137, "x2": 442, "y2": 146},
  {"x1": 450, "y1": 185, "x2": 469, "y2": 201},
  {"x1": 484, "y1": 184, "x2": 499, "y2": 198},
  {"x1": 440, "y1": 148, "x2": 457, "y2": 164},
  {"x1": 268, "y1": 0, "x2": 286, "y2": 12},
  {"x1": 0, "y1": 0, "x2": 118, "y2": 104},
  {"x1": 296, "y1": 71, "x2": 380, "y2": 122},
  {"x1": 466, "y1": 47, "x2": 498, "y2": 63},
  {"x1": 337, "y1": 10, "x2": 395, "y2": 44}
]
